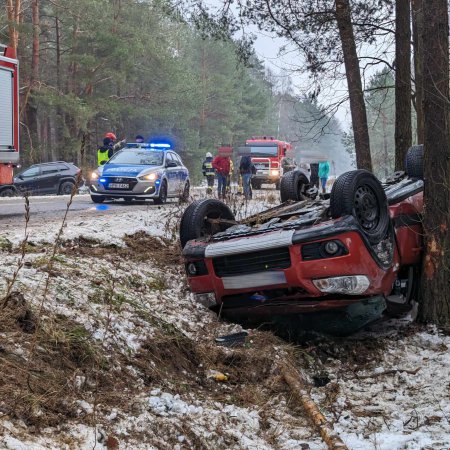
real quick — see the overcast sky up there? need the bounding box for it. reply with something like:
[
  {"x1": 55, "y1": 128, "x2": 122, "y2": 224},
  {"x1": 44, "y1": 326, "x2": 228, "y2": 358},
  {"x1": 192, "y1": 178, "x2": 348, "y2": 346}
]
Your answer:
[{"x1": 205, "y1": 1, "x2": 353, "y2": 129}]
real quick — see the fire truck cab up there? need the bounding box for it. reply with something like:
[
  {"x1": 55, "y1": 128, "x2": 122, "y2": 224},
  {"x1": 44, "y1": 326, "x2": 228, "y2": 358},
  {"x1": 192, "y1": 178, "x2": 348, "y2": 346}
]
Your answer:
[
  {"x1": 0, "y1": 44, "x2": 19, "y2": 196},
  {"x1": 238, "y1": 137, "x2": 292, "y2": 190}
]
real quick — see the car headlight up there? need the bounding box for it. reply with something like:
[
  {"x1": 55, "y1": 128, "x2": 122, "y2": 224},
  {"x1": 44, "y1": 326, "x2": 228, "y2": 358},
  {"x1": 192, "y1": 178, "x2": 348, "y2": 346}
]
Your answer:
[
  {"x1": 271, "y1": 170, "x2": 280, "y2": 176},
  {"x1": 91, "y1": 172, "x2": 99, "y2": 180},
  {"x1": 312, "y1": 275, "x2": 370, "y2": 295},
  {"x1": 139, "y1": 173, "x2": 157, "y2": 181}
]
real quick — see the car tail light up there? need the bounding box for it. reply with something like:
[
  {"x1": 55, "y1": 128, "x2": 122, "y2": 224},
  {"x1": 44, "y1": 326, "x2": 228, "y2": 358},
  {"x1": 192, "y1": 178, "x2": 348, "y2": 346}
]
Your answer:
[
  {"x1": 272, "y1": 162, "x2": 279, "y2": 168},
  {"x1": 312, "y1": 275, "x2": 370, "y2": 295}
]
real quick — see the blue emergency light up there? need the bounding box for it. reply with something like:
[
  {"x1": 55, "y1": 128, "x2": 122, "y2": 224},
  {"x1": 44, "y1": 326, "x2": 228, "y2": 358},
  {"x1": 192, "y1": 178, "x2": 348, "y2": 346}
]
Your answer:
[{"x1": 149, "y1": 142, "x2": 171, "y2": 149}]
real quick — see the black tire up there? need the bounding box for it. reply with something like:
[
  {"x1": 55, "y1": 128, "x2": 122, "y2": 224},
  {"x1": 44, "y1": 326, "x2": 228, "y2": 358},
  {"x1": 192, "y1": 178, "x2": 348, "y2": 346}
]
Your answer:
[
  {"x1": 91, "y1": 195, "x2": 105, "y2": 204},
  {"x1": 179, "y1": 181, "x2": 190, "y2": 203},
  {"x1": 154, "y1": 180, "x2": 167, "y2": 205},
  {"x1": 179, "y1": 199, "x2": 235, "y2": 248},
  {"x1": 330, "y1": 170, "x2": 389, "y2": 244},
  {"x1": 0, "y1": 187, "x2": 16, "y2": 197},
  {"x1": 251, "y1": 179, "x2": 262, "y2": 190},
  {"x1": 405, "y1": 145, "x2": 423, "y2": 179},
  {"x1": 280, "y1": 170, "x2": 308, "y2": 202},
  {"x1": 59, "y1": 181, "x2": 75, "y2": 195}
]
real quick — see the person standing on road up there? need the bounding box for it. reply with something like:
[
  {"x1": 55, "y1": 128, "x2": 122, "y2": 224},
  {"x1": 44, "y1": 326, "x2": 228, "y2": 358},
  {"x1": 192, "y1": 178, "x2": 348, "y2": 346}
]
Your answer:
[
  {"x1": 212, "y1": 153, "x2": 230, "y2": 200},
  {"x1": 310, "y1": 162, "x2": 319, "y2": 190},
  {"x1": 202, "y1": 152, "x2": 215, "y2": 194},
  {"x1": 97, "y1": 137, "x2": 114, "y2": 166},
  {"x1": 239, "y1": 155, "x2": 255, "y2": 200},
  {"x1": 318, "y1": 160, "x2": 330, "y2": 194}
]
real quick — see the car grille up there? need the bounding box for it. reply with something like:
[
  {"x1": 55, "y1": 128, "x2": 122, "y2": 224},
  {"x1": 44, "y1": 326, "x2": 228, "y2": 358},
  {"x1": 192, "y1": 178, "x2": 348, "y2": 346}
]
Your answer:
[
  {"x1": 213, "y1": 247, "x2": 291, "y2": 277},
  {"x1": 104, "y1": 177, "x2": 138, "y2": 191}
]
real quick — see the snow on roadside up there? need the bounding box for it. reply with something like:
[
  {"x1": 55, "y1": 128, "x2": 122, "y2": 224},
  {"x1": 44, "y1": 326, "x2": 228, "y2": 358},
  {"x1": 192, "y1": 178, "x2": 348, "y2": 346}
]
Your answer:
[{"x1": 1, "y1": 193, "x2": 449, "y2": 449}]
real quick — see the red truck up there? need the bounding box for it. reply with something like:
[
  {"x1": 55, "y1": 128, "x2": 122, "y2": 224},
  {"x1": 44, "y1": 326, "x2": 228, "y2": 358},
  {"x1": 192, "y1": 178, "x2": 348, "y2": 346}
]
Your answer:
[
  {"x1": 238, "y1": 136, "x2": 292, "y2": 189},
  {"x1": 0, "y1": 44, "x2": 19, "y2": 197}
]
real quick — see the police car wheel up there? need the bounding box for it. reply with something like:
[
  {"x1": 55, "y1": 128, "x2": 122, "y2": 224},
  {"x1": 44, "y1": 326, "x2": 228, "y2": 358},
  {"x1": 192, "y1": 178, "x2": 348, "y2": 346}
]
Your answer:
[
  {"x1": 179, "y1": 181, "x2": 190, "y2": 203},
  {"x1": 154, "y1": 180, "x2": 167, "y2": 204},
  {"x1": 91, "y1": 195, "x2": 105, "y2": 204}
]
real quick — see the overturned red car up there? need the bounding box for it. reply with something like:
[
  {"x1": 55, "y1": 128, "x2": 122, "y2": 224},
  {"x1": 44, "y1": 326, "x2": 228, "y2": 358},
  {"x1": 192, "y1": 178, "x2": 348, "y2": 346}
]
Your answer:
[{"x1": 179, "y1": 146, "x2": 424, "y2": 335}]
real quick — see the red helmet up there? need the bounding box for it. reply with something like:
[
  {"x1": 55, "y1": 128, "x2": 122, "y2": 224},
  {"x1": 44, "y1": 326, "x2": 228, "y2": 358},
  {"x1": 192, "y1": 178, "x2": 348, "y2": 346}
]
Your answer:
[{"x1": 104, "y1": 132, "x2": 117, "y2": 141}]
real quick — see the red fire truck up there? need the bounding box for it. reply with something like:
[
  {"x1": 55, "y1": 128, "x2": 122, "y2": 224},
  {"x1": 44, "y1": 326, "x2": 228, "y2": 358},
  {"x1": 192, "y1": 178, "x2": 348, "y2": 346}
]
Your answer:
[
  {"x1": 0, "y1": 44, "x2": 19, "y2": 197},
  {"x1": 237, "y1": 136, "x2": 292, "y2": 189}
]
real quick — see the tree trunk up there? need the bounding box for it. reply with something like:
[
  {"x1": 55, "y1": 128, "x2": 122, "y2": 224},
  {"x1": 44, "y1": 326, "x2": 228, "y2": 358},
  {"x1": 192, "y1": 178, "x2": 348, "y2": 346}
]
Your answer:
[
  {"x1": 335, "y1": 0, "x2": 372, "y2": 171},
  {"x1": 394, "y1": 0, "x2": 412, "y2": 170},
  {"x1": 5, "y1": 0, "x2": 21, "y2": 50},
  {"x1": 411, "y1": 0, "x2": 424, "y2": 144},
  {"x1": 419, "y1": 0, "x2": 450, "y2": 326}
]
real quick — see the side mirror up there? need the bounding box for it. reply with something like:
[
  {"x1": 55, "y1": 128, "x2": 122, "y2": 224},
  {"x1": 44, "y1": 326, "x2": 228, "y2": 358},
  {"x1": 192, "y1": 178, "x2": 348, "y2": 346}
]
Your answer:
[
  {"x1": 166, "y1": 161, "x2": 177, "y2": 168},
  {"x1": 17, "y1": 174, "x2": 23, "y2": 180}
]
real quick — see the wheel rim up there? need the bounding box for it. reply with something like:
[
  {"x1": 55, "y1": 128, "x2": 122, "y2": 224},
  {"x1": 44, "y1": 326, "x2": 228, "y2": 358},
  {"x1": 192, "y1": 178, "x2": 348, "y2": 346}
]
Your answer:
[
  {"x1": 200, "y1": 208, "x2": 230, "y2": 237},
  {"x1": 63, "y1": 184, "x2": 73, "y2": 195},
  {"x1": 354, "y1": 185, "x2": 379, "y2": 231}
]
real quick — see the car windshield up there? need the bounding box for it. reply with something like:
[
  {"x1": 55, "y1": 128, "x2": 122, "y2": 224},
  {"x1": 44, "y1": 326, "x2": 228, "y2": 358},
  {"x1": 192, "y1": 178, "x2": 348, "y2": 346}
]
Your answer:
[
  {"x1": 245, "y1": 146, "x2": 278, "y2": 157},
  {"x1": 108, "y1": 150, "x2": 164, "y2": 166}
]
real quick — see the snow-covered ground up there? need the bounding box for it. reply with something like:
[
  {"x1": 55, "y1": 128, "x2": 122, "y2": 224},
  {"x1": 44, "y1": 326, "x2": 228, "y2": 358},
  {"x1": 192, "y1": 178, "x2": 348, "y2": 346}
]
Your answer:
[{"x1": 0, "y1": 191, "x2": 449, "y2": 449}]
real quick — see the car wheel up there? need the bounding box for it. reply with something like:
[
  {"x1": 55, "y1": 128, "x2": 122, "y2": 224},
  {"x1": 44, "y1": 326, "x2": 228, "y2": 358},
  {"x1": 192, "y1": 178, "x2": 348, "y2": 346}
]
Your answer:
[
  {"x1": 59, "y1": 181, "x2": 75, "y2": 195},
  {"x1": 280, "y1": 170, "x2": 308, "y2": 202},
  {"x1": 154, "y1": 180, "x2": 167, "y2": 205},
  {"x1": 0, "y1": 187, "x2": 16, "y2": 197},
  {"x1": 330, "y1": 170, "x2": 389, "y2": 244},
  {"x1": 179, "y1": 181, "x2": 190, "y2": 203},
  {"x1": 91, "y1": 195, "x2": 105, "y2": 204},
  {"x1": 405, "y1": 145, "x2": 423, "y2": 179},
  {"x1": 179, "y1": 199, "x2": 236, "y2": 248}
]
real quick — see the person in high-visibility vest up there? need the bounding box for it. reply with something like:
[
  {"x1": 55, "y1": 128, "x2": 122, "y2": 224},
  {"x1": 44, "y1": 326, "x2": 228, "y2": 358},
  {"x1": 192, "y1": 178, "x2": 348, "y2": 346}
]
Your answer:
[
  {"x1": 97, "y1": 137, "x2": 114, "y2": 166},
  {"x1": 202, "y1": 152, "x2": 215, "y2": 194}
]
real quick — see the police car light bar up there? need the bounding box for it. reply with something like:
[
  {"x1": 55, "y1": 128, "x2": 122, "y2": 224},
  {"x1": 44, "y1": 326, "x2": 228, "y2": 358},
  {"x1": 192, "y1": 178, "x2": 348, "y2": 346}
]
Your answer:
[{"x1": 149, "y1": 143, "x2": 171, "y2": 148}]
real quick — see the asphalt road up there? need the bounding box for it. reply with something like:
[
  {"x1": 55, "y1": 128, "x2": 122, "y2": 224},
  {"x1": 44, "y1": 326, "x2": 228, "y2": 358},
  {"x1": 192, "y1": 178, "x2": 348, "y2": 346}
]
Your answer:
[{"x1": 0, "y1": 193, "x2": 169, "y2": 226}]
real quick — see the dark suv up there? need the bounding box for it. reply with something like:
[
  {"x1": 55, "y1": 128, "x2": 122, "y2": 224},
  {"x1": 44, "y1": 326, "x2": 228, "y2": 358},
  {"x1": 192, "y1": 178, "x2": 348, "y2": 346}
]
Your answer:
[{"x1": 13, "y1": 162, "x2": 83, "y2": 195}]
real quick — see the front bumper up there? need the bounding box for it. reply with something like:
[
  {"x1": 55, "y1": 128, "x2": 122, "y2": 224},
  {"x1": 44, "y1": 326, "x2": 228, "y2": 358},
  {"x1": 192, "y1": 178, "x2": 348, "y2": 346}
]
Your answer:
[
  {"x1": 89, "y1": 178, "x2": 160, "y2": 198},
  {"x1": 184, "y1": 216, "x2": 398, "y2": 315}
]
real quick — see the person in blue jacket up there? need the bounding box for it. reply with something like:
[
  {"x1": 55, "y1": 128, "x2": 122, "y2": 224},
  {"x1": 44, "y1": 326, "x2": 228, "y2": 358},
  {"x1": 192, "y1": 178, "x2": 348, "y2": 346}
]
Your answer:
[{"x1": 318, "y1": 160, "x2": 330, "y2": 193}]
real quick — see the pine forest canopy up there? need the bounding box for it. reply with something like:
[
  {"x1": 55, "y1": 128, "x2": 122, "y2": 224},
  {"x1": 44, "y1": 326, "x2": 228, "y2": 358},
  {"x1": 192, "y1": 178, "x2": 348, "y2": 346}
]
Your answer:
[{"x1": 1, "y1": 0, "x2": 353, "y2": 182}]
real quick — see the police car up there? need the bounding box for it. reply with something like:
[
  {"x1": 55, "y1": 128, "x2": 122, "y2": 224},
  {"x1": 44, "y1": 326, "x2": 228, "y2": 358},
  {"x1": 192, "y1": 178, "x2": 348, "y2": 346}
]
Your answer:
[{"x1": 89, "y1": 143, "x2": 190, "y2": 204}]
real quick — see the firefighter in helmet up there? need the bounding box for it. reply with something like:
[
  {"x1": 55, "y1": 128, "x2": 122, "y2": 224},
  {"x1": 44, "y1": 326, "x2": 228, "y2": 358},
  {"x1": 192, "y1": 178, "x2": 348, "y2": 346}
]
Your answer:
[
  {"x1": 97, "y1": 132, "x2": 125, "y2": 166},
  {"x1": 97, "y1": 136, "x2": 114, "y2": 166}
]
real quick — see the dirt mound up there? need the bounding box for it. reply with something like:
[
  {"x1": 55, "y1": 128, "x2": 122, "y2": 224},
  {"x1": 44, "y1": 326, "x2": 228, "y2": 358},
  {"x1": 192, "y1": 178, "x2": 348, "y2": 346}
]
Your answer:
[{"x1": 61, "y1": 232, "x2": 182, "y2": 268}]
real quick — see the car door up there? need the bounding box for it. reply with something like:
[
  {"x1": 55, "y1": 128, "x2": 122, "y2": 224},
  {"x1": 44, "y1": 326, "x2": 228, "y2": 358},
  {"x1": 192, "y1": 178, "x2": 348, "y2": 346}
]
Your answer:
[
  {"x1": 15, "y1": 166, "x2": 41, "y2": 194},
  {"x1": 165, "y1": 153, "x2": 178, "y2": 195},
  {"x1": 173, "y1": 153, "x2": 185, "y2": 191},
  {"x1": 39, "y1": 164, "x2": 61, "y2": 194}
]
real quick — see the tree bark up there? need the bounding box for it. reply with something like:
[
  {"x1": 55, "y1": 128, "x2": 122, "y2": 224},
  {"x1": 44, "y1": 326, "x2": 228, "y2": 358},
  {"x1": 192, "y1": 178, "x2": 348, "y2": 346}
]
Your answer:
[
  {"x1": 419, "y1": 0, "x2": 450, "y2": 326},
  {"x1": 335, "y1": 0, "x2": 372, "y2": 171},
  {"x1": 411, "y1": 0, "x2": 424, "y2": 144},
  {"x1": 394, "y1": 0, "x2": 412, "y2": 170},
  {"x1": 5, "y1": 0, "x2": 21, "y2": 50}
]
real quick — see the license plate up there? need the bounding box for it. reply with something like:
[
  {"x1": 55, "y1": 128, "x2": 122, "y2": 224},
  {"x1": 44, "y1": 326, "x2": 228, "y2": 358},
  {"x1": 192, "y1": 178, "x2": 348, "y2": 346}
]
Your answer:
[
  {"x1": 108, "y1": 183, "x2": 129, "y2": 189},
  {"x1": 255, "y1": 165, "x2": 266, "y2": 170}
]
